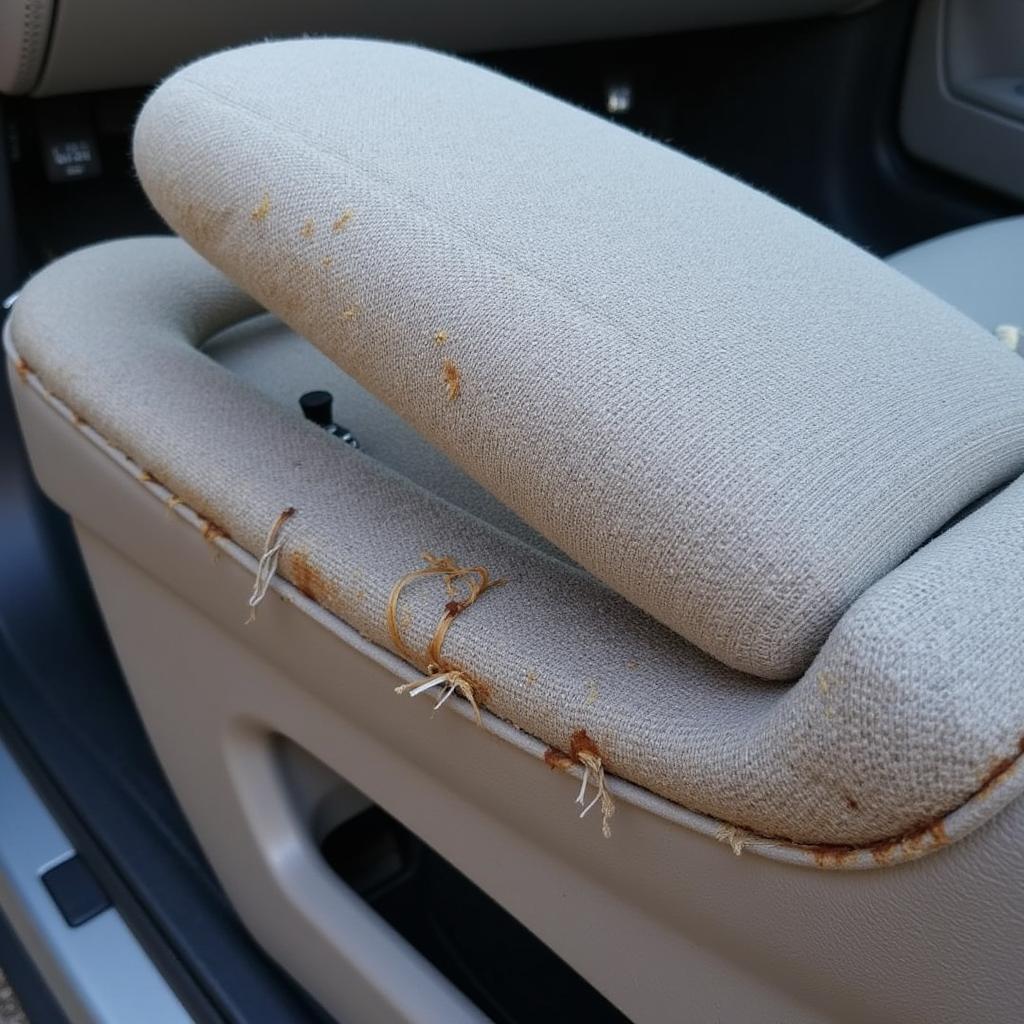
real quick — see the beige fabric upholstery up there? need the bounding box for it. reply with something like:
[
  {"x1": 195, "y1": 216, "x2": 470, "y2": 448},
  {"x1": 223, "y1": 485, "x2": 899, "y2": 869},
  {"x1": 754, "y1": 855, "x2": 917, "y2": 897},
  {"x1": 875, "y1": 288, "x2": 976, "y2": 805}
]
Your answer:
[
  {"x1": 133, "y1": 39, "x2": 1024, "y2": 679},
  {"x1": 205, "y1": 314, "x2": 567, "y2": 559},
  {"x1": 10, "y1": 236, "x2": 1024, "y2": 853}
]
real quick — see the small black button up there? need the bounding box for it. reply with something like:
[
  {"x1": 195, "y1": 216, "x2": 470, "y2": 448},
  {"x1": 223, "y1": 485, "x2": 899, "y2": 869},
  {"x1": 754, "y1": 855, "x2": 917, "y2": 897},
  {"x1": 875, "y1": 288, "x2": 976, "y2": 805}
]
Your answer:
[
  {"x1": 41, "y1": 855, "x2": 111, "y2": 928},
  {"x1": 299, "y1": 390, "x2": 334, "y2": 428}
]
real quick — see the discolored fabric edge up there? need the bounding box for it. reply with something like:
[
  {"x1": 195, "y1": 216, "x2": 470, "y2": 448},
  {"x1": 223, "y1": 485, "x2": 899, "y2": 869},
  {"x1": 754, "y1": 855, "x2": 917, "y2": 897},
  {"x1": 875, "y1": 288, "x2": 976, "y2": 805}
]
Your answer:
[{"x1": 8, "y1": 323, "x2": 1024, "y2": 870}]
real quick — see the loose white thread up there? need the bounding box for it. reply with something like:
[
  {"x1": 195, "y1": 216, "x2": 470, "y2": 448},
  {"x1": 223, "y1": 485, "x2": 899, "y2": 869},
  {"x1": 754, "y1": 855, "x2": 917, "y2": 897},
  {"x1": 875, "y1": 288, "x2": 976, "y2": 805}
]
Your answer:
[
  {"x1": 246, "y1": 507, "x2": 296, "y2": 623},
  {"x1": 715, "y1": 824, "x2": 751, "y2": 857}
]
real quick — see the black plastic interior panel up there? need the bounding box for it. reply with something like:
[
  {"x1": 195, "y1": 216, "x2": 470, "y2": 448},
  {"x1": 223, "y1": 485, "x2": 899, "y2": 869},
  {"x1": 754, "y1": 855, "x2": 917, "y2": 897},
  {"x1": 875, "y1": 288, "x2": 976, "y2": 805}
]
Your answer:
[
  {"x1": 40, "y1": 855, "x2": 113, "y2": 929},
  {"x1": 323, "y1": 807, "x2": 630, "y2": 1024},
  {"x1": 486, "y1": 0, "x2": 1019, "y2": 254}
]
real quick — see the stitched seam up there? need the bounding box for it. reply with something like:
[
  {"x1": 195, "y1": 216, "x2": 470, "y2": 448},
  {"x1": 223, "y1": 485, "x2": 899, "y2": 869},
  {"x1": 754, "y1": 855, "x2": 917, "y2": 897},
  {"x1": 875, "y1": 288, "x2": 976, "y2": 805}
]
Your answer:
[
  {"x1": 11, "y1": 342, "x2": 1023, "y2": 868},
  {"x1": 15, "y1": 0, "x2": 50, "y2": 93}
]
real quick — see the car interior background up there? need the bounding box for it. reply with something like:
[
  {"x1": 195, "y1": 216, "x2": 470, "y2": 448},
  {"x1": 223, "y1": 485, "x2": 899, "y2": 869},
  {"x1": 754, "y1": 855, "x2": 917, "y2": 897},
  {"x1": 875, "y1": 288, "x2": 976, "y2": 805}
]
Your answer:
[{"x1": 1, "y1": 2, "x2": 1024, "y2": 1023}]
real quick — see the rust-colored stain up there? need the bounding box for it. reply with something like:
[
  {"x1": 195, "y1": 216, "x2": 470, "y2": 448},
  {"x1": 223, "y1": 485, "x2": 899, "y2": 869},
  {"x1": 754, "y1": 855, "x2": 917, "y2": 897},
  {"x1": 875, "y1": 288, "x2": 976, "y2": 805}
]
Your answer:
[
  {"x1": 806, "y1": 819, "x2": 951, "y2": 869},
  {"x1": 299, "y1": 218, "x2": 316, "y2": 239},
  {"x1": 799, "y1": 735, "x2": 1024, "y2": 868},
  {"x1": 976, "y1": 737, "x2": 1024, "y2": 800},
  {"x1": 544, "y1": 747, "x2": 574, "y2": 772},
  {"x1": 71, "y1": 411, "x2": 87, "y2": 427},
  {"x1": 906, "y1": 821, "x2": 948, "y2": 854},
  {"x1": 200, "y1": 518, "x2": 230, "y2": 544},
  {"x1": 433, "y1": 330, "x2": 449, "y2": 347},
  {"x1": 13, "y1": 356, "x2": 30, "y2": 382},
  {"x1": 165, "y1": 495, "x2": 182, "y2": 512},
  {"x1": 251, "y1": 193, "x2": 271, "y2": 222},
  {"x1": 442, "y1": 359, "x2": 461, "y2": 400},
  {"x1": 331, "y1": 209, "x2": 354, "y2": 233},
  {"x1": 977, "y1": 756, "x2": 1017, "y2": 801},
  {"x1": 867, "y1": 842, "x2": 898, "y2": 868},
  {"x1": 289, "y1": 549, "x2": 334, "y2": 605},
  {"x1": 321, "y1": 256, "x2": 334, "y2": 268},
  {"x1": 843, "y1": 793, "x2": 860, "y2": 812},
  {"x1": 809, "y1": 844, "x2": 858, "y2": 869},
  {"x1": 570, "y1": 728, "x2": 604, "y2": 765},
  {"x1": 138, "y1": 469, "x2": 155, "y2": 483},
  {"x1": 525, "y1": 669, "x2": 539, "y2": 686},
  {"x1": 468, "y1": 675, "x2": 492, "y2": 706}
]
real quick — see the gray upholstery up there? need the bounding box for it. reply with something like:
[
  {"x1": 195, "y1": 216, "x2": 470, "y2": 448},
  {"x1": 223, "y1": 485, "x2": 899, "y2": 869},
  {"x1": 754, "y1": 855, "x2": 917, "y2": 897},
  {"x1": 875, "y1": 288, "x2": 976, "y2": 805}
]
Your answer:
[
  {"x1": 888, "y1": 215, "x2": 1024, "y2": 336},
  {"x1": 133, "y1": 39, "x2": 1024, "y2": 680},
  {"x1": 9, "y1": 236, "x2": 1024, "y2": 856},
  {"x1": 205, "y1": 314, "x2": 567, "y2": 559}
]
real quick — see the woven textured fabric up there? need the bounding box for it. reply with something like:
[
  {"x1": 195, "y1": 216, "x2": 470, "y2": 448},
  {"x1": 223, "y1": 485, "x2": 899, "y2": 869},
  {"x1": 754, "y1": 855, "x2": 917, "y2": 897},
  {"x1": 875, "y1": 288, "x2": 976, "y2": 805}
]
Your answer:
[
  {"x1": 205, "y1": 313, "x2": 567, "y2": 560},
  {"x1": 10, "y1": 236, "x2": 1024, "y2": 848},
  {"x1": 133, "y1": 39, "x2": 1024, "y2": 679}
]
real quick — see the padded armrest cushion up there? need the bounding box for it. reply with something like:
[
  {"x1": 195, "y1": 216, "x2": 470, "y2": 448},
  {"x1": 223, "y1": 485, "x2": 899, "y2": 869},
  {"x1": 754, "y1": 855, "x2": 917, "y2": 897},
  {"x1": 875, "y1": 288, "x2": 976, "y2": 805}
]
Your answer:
[{"x1": 134, "y1": 39, "x2": 1024, "y2": 678}]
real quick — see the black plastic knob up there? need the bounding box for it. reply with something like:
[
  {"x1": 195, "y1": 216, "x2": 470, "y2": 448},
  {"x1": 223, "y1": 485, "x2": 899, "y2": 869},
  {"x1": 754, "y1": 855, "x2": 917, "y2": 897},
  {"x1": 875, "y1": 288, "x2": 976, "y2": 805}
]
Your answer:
[
  {"x1": 299, "y1": 390, "x2": 334, "y2": 428},
  {"x1": 299, "y1": 390, "x2": 360, "y2": 449}
]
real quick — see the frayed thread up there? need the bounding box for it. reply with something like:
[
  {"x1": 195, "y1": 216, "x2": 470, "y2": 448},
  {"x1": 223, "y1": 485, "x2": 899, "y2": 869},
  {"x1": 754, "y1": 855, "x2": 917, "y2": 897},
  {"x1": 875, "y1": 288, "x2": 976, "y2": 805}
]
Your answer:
[
  {"x1": 395, "y1": 670, "x2": 483, "y2": 723},
  {"x1": 715, "y1": 824, "x2": 751, "y2": 856},
  {"x1": 570, "y1": 730, "x2": 615, "y2": 838},
  {"x1": 246, "y1": 506, "x2": 297, "y2": 623},
  {"x1": 575, "y1": 752, "x2": 614, "y2": 838},
  {"x1": 388, "y1": 552, "x2": 503, "y2": 724}
]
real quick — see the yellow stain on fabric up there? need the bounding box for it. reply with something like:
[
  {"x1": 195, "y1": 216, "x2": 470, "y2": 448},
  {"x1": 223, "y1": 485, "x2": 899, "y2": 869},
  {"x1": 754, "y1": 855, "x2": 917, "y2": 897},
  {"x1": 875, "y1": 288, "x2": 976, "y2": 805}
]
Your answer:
[
  {"x1": 817, "y1": 672, "x2": 836, "y2": 719},
  {"x1": 442, "y1": 360, "x2": 461, "y2": 400},
  {"x1": 251, "y1": 193, "x2": 271, "y2": 222},
  {"x1": 332, "y1": 209, "x2": 355, "y2": 232}
]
